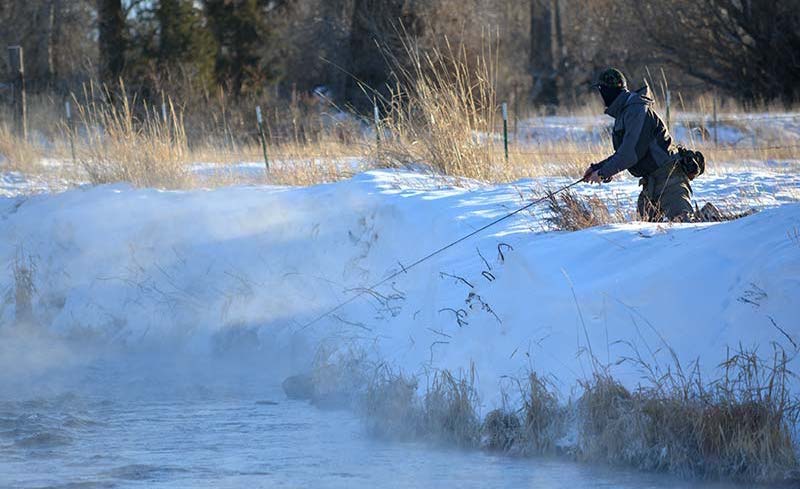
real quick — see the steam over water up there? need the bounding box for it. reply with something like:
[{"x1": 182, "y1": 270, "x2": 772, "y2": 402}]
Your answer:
[{"x1": 1, "y1": 350, "x2": 763, "y2": 489}]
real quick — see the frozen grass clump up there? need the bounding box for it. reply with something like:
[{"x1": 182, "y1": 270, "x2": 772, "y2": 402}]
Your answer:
[
  {"x1": 481, "y1": 409, "x2": 522, "y2": 452},
  {"x1": 358, "y1": 362, "x2": 483, "y2": 447},
  {"x1": 309, "y1": 341, "x2": 372, "y2": 409},
  {"x1": 423, "y1": 366, "x2": 482, "y2": 447},
  {"x1": 363, "y1": 366, "x2": 422, "y2": 439},
  {"x1": 294, "y1": 337, "x2": 798, "y2": 484},
  {"x1": 518, "y1": 372, "x2": 565, "y2": 454},
  {"x1": 12, "y1": 250, "x2": 37, "y2": 325},
  {"x1": 481, "y1": 372, "x2": 565, "y2": 455},
  {"x1": 577, "y1": 374, "x2": 651, "y2": 466},
  {"x1": 577, "y1": 346, "x2": 800, "y2": 483}
]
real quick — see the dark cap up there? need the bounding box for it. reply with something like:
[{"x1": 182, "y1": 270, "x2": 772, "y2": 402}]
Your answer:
[{"x1": 592, "y1": 68, "x2": 627, "y2": 90}]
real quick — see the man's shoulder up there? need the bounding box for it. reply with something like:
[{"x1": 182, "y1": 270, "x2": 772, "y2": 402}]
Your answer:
[{"x1": 621, "y1": 98, "x2": 648, "y2": 118}]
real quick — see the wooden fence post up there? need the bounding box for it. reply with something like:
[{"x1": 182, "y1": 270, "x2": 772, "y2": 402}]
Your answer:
[
  {"x1": 65, "y1": 100, "x2": 76, "y2": 162},
  {"x1": 665, "y1": 90, "x2": 671, "y2": 133},
  {"x1": 502, "y1": 102, "x2": 509, "y2": 163},
  {"x1": 256, "y1": 105, "x2": 269, "y2": 173},
  {"x1": 712, "y1": 95, "x2": 718, "y2": 147},
  {"x1": 8, "y1": 46, "x2": 27, "y2": 140},
  {"x1": 373, "y1": 99, "x2": 381, "y2": 149}
]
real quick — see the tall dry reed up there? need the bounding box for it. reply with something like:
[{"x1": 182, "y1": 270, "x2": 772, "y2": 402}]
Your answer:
[{"x1": 71, "y1": 82, "x2": 191, "y2": 189}]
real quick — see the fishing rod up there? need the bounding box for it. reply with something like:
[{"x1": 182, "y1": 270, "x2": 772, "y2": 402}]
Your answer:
[{"x1": 297, "y1": 178, "x2": 585, "y2": 331}]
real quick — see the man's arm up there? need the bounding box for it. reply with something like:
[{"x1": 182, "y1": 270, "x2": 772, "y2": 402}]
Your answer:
[{"x1": 597, "y1": 104, "x2": 649, "y2": 178}]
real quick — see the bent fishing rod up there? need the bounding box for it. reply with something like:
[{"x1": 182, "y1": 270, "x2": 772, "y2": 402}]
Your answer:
[{"x1": 297, "y1": 177, "x2": 585, "y2": 331}]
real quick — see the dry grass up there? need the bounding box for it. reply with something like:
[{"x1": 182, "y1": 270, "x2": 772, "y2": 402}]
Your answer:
[
  {"x1": 70, "y1": 83, "x2": 192, "y2": 189},
  {"x1": 308, "y1": 341, "x2": 372, "y2": 408},
  {"x1": 518, "y1": 372, "x2": 565, "y2": 454},
  {"x1": 545, "y1": 189, "x2": 628, "y2": 231},
  {"x1": 370, "y1": 35, "x2": 609, "y2": 183},
  {"x1": 423, "y1": 365, "x2": 482, "y2": 447},
  {"x1": 297, "y1": 339, "x2": 798, "y2": 484},
  {"x1": 376, "y1": 36, "x2": 503, "y2": 181},
  {"x1": 0, "y1": 59, "x2": 797, "y2": 190},
  {"x1": 482, "y1": 372, "x2": 565, "y2": 454},
  {"x1": 481, "y1": 409, "x2": 522, "y2": 452},
  {"x1": 578, "y1": 345, "x2": 800, "y2": 482},
  {"x1": 193, "y1": 138, "x2": 374, "y2": 187},
  {"x1": 0, "y1": 124, "x2": 43, "y2": 173},
  {"x1": 360, "y1": 363, "x2": 482, "y2": 447},
  {"x1": 363, "y1": 365, "x2": 422, "y2": 439},
  {"x1": 12, "y1": 250, "x2": 37, "y2": 325}
]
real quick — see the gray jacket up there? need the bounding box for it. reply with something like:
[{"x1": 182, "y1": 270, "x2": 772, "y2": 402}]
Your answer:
[{"x1": 598, "y1": 86, "x2": 675, "y2": 178}]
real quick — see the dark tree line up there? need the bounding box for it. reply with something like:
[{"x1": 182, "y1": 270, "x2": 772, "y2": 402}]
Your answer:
[{"x1": 2, "y1": 0, "x2": 799, "y2": 109}]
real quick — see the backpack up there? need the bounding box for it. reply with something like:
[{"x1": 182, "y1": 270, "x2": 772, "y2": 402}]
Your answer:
[{"x1": 676, "y1": 145, "x2": 705, "y2": 180}]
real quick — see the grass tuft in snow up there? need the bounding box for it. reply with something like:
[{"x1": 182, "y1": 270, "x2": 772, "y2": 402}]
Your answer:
[
  {"x1": 359, "y1": 361, "x2": 483, "y2": 447},
  {"x1": 482, "y1": 372, "x2": 565, "y2": 455},
  {"x1": 481, "y1": 409, "x2": 522, "y2": 452},
  {"x1": 0, "y1": 125, "x2": 42, "y2": 174},
  {"x1": 545, "y1": 189, "x2": 627, "y2": 230},
  {"x1": 377, "y1": 36, "x2": 500, "y2": 182},
  {"x1": 294, "y1": 340, "x2": 798, "y2": 483},
  {"x1": 518, "y1": 372, "x2": 565, "y2": 454},
  {"x1": 423, "y1": 365, "x2": 482, "y2": 447},
  {"x1": 374, "y1": 34, "x2": 600, "y2": 183},
  {"x1": 577, "y1": 345, "x2": 800, "y2": 482},
  {"x1": 12, "y1": 250, "x2": 37, "y2": 326},
  {"x1": 309, "y1": 341, "x2": 371, "y2": 409},
  {"x1": 363, "y1": 365, "x2": 422, "y2": 439},
  {"x1": 577, "y1": 374, "x2": 646, "y2": 465},
  {"x1": 71, "y1": 83, "x2": 191, "y2": 189}
]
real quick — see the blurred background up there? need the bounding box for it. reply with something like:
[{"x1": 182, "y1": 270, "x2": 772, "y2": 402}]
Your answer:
[
  {"x1": 0, "y1": 1, "x2": 798, "y2": 189},
  {"x1": 2, "y1": 0, "x2": 799, "y2": 111}
]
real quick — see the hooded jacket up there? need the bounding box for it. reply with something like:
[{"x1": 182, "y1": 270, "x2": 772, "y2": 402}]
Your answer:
[{"x1": 597, "y1": 86, "x2": 675, "y2": 178}]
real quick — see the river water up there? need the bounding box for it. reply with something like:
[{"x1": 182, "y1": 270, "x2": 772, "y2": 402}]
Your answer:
[{"x1": 0, "y1": 353, "x2": 766, "y2": 489}]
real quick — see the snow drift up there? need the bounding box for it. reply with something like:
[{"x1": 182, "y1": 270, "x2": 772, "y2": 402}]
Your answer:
[{"x1": 0, "y1": 170, "x2": 798, "y2": 405}]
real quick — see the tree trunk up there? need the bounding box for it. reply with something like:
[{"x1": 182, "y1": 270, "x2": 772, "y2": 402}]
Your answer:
[
  {"x1": 44, "y1": 0, "x2": 57, "y2": 81},
  {"x1": 344, "y1": 0, "x2": 413, "y2": 111},
  {"x1": 317, "y1": 0, "x2": 354, "y2": 101},
  {"x1": 529, "y1": 0, "x2": 557, "y2": 106},
  {"x1": 97, "y1": 0, "x2": 125, "y2": 84}
]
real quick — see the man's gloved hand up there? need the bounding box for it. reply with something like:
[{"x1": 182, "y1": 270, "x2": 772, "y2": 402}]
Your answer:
[{"x1": 582, "y1": 162, "x2": 613, "y2": 184}]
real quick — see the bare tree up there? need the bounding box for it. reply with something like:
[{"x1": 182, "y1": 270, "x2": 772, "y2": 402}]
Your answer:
[
  {"x1": 0, "y1": 1, "x2": 94, "y2": 89},
  {"x1": 634, "y1": 0, "x2": 800, "y2": 102}
]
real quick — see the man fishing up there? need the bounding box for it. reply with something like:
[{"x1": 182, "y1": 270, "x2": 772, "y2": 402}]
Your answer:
[{"x1": 583, "y1": 68, "x2": 694, "y2": 221}]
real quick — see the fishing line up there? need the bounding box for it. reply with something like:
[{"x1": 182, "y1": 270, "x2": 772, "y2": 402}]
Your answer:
[{"x1": 297, "y1": 178, "x2": 584, "y2": 331}]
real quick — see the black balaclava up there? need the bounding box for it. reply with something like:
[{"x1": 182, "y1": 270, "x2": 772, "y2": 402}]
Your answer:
[{"x1": 599, "y1": 84, "x2": 624, "y2": 108}]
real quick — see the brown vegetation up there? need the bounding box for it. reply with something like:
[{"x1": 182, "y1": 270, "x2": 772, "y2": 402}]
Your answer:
[{"x1": 309, "y1": 340, "x2": 799, "y2": 484}]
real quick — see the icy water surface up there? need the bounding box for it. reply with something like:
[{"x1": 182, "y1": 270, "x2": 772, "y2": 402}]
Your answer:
[{"x1": 0, "y1": 356, "x2": 767, "y2": 489}]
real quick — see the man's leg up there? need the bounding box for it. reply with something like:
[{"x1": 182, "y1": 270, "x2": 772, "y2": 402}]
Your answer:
[
  {"x1": 637, "y1": 189, "x2": 660, "y2": 221},
  {"x1": 637, "y1": 175, "x2": 663, "y2": 221},
  {"x1": 657, "y1": 174, "x2": 693, "y2": 221},
  {"x1": 647, "y1": 165, "x2": 693, "y2": 221}
]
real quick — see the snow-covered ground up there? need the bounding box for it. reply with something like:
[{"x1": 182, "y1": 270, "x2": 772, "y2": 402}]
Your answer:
[
  {"x1": 1, "y1": 168, "x2": 798, "y2": 408},
  {"x1": 514, "y1": 112, "x2": 800, "y2": 147}
]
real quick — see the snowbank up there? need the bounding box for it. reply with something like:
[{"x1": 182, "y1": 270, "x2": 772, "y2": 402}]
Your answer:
[{"x1": 0, "y1": 170, "x2": 798, "y2": 406}]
